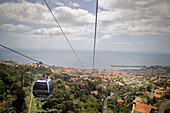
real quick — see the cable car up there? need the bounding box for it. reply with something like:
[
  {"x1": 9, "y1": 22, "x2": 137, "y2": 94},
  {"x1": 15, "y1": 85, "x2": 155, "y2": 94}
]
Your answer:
[{"x1": 32, "y1": 78, "x2": 53, "y2": 99}]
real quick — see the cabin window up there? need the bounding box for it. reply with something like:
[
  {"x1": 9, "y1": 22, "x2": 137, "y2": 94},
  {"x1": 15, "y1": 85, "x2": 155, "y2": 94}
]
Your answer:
[{"x1": 34, "y1": 82, "x2": 47, "y2": 90}]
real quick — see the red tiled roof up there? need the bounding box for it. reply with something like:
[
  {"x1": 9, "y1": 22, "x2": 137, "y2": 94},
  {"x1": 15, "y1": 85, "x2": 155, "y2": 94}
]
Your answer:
[
  {"x1": 133, "y1": 97, "x2": 142, "y2": 103},
  {"x1": 154, "y1": 94, "x2": 162, "y2": 98},
  {"x1": 159, "y1": 87, "x2": 164, "y2": 90},
  {"x1": 91, "y1": 91, "x2": 98, "y2": 95},
  {"x1": 117, "y1": 99, "x2": 124, "y2": 103},
  {"x1": 154, "y1": 89, "x2": 163, "y2": 93},
  {"x1": 134, "y1": 103, "x2": 157, "y2": 113},
  {"x1": 167, "y1": 87, "x2": 170, "y2": 90}
]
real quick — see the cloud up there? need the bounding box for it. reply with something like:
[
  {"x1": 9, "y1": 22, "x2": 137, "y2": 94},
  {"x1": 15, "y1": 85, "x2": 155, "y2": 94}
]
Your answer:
[
  {"x1": 138, "y1": 41, "x2": 155, "y2": 45},
  {"x1": 112, "y1": 42, "x2": 131, "y2": 45},
  {"x1": 53, "y1": 6, "x2": 94, "y2": 26},
  {"x1": 50, "y1": 0, "x2": 64, "y2": 6},
  {"x1": 101, "y1": 35, "x2": 112, "y2": 40},
  {"x1": 99, "y1": 0, "x2": 168, "y2": 10},
  {"x1": 8, "y1": 32, "x2": 46, "y2": 39},
  {"x1": 0, "y1": 24, "x2": 31, "y2": 31},
  {"x1": 8, "y1": 31, "x2": 92, "y2": 42},
  {"x1": 0, "y1": 1, "x2": 94, "y2": 26},
  {"x1": 31, "y1": 26, "x2": 92, "y2": 36},
  {"x1": 8, "y1": 25, "x2": 93, "y2": 42},
  {"x1": 56, "y1": 2, "x2": 64, "y2": 6},
  {"x1": 69, "y1": 2, "x2": 80, "y2": 7},
  {"x1": 1, "y1": 0, "x2": 169, "y2": 40},
  {"x1": 0, "y1": 1, "x2": 51, "y2": 24},
  {"x1": 98, "y1": 0, "x2": 170, "y2": 35}
]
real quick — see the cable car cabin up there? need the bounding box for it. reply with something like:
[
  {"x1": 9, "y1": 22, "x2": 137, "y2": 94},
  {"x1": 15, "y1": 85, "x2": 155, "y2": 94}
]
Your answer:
[{"x1": 33, "y1": 78, "x2": 53, "y2": 99}]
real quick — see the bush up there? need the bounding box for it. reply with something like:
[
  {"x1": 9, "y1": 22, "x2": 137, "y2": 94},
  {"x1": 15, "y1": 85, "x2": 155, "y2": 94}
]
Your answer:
[{"x1": 164, "y1": 103, "x2": 170, "y2": 113}]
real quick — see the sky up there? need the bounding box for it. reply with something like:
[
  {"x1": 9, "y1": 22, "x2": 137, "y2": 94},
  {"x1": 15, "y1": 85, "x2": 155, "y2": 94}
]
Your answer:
[{"x1": 0, "y1": 0, "x2": 170, "y2": 54}]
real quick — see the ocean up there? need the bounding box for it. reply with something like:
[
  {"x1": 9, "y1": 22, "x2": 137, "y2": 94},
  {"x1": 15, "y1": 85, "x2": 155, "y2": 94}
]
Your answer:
[{"x1": 0, "y1": 48, "x2": 170, "y2": 69}]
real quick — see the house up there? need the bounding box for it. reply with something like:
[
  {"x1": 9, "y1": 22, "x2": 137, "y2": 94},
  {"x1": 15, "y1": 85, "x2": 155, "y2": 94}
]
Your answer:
[
  {"x1": 69, "y1": 77, "x2": 79, "y2": 82},
  {"x1": 166, "y1": 87, "x2": 170, "y2": 91},
  {"x1": 154, "y1": 89, "x2": 163, "y2": 94},
  {"x1": 117, "y1": 99, "x2": 124, "y2": 104},
  {"x1": 153, "y1": 94, "x2": 162, "y2": 98},
  {"x1": 116, "y1": 82, "x2": 124, "y2": 86},
  {"x1": 134, "y1": 103, "x2": 157, "y2": 113},
  {"x1": 159, "y1": 87, "x2": 164, "y2": 90},
  {"x1": 133, "y1": 97, "x2": 142, "y2": 104},
  {"x1": 91, "y1": 91, "x2": 98, "y2": 95}
]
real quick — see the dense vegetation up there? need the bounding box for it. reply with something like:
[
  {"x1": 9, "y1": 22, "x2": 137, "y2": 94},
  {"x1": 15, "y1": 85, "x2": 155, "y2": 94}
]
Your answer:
[
  {"x1": 0, "y1": 63, "x2": 33, "y2": 112},
  {"x1": 0, "y1": 63, "x2": 104, "y2": 113},
  {"x1": 1, "y1": 63, "x2": 170, "y2": 113},
  {"x1": 41, "y1": 76, "x2": 103, "y2": 113},
  {"x1": 164, "y1": 103, "x2": 170, "y2": 113}
]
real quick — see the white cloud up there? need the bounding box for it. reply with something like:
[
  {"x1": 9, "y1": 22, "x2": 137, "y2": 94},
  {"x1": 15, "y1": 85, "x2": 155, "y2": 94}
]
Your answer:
[
  {"x1": 50, "y1": 0, "x2": 64, "y2": 6},
  {"x1": 0, "y1": 1, "x2": 51, "y2": 24},
  {"x1": 8, "y1": 26, "x2": 93, "y2": 42},
  {"x1": 0, "y1": 24, "x2": 31, "y2": 31},
  {"x1": 8, "y1": 31, "x2": 92, "y2": 42},
  {"x1": 69, "y1": 2, "x2": 80, "y2": 7},
  {"x1": 53, "y1": 6, "x2": 94, "y2": 26},
  {"x1": 112, "y1": 42, "x2": 131, "y2": 45},
  {"x1": 8, "y1": 32, "x2": 46, "y2": 39},
  {"x1": 31, "y1": 26, "x2": 92, "y2": 36},
  {"x1": 1, "y1": 0, "x2": 169, "y2": 40},
  {"x1": 101, "y1": 35, "x2": 112, "y2": 40},
  {"x1": 0, "y1": 1, "x2": 94, "y2": 26},
  {"x1": 138, "y1": 41, "x2": 155, "y2": 45},
  {"x1": 56, "y1": 2, "x2": 64, "y2": 6},
  {"x1": 98, "y1": 0, "x2": 170, "y2": 36}
]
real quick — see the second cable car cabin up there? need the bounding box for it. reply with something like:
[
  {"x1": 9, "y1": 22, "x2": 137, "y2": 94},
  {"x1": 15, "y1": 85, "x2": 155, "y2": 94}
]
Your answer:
[{"x1": 33, "y1": 78, "x2": 53, "y2": 99}]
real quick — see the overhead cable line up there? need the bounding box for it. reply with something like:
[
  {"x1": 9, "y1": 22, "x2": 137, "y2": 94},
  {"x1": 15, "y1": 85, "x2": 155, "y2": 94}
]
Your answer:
[
  {"x1": 92, "y1": 0, "x2": 98, "y2": 69},
  {"x1": 44, "y1": 0, "x2": 85, "y2": 68},
  {"x1": 0, "y1": 44, "x2": 43, "y2": 64}
]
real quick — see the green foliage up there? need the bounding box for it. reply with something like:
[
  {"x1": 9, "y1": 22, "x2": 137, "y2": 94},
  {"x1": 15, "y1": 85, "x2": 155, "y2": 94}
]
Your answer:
[
  {"x1": 2, "y1": 63, "x2": 161, "y2": 113},
  {"x1": 0, "y1": 63, "x2": 34, "y2": 112},
  {"x1": 80, "y1": 94, "x2": 87, "y2": 102},
  {"x1": 40, "y1": 75, "x2": 103, "y2": 113},
  {"x1": 163, "y1": 91, "x2": 170, "y2": 99},
  {"x1": 146, "y1": 85, "x2": 152, "y2": 92},
  {"x1": 0, "y1": 79, "x2": 6, "y2": 100},
  {"x1": 12, "y1": 90, "x2": 27, "y2": 112},
  {"x1": 1, "y1": 102, "x2": 17, "y2": 113},
  {"x1": 164, "y1": 103, "x2": 170, "y2": 113}
]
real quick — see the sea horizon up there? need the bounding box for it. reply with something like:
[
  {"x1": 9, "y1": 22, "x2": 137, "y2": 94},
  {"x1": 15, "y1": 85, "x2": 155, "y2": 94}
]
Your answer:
[{"x1": 0, "y1": 48, "x2": 170, "y2": 69}]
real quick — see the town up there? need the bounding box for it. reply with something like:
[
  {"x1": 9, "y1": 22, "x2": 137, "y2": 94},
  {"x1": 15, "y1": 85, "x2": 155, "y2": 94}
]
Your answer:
[{"x1": 0, "y1": 60, "x2": 170, "y2": 113}]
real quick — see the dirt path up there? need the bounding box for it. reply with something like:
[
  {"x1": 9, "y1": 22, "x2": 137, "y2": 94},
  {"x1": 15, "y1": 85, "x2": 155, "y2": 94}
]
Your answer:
[{"x1": 28, "y1": 89, "x2": 33, "y2": 113}]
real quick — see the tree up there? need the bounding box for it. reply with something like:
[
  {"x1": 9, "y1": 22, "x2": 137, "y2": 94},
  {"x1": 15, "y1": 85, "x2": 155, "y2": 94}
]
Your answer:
[
  {"x1": 80, "y1": 94, "x2": 87, "y2": 102},
  {"x1": 63, "y1": 100, "x2": 74, "y2": 112},
  {"x1": 12, "y1": 89, "x2": 27, "y2": 112},
  {"x1": 0, "y1": 79, "x2": 6, "y2": 100},
  {"x1": 147, "y1": 85, "x2": 151, "y2": 92},
  {"x1": 164, "y1": 103, "x2": 170, "y2": 113},
  {"x1": 164, "y1": 91, "x2": 170, "y2": 99}
]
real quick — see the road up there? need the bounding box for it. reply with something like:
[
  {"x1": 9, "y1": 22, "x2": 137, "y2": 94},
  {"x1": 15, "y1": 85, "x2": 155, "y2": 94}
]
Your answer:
[
  {"x1": 150, "y1": 84, "x2": 155, "y2": 99},
  {"x1": 131, "y1": 103, "x2": 135, "y2": 113},
  {"x1": 157, "y1": 99, "x2": 170, "y2": 113},
  {"x1": 103, "y1": 92, "x2": 114, "y2": 113},
  {"x1": 120, "y1": 91, "x2": 131, "y2": 97}
]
